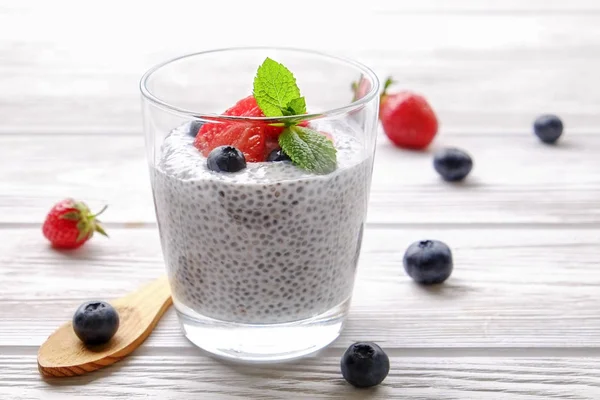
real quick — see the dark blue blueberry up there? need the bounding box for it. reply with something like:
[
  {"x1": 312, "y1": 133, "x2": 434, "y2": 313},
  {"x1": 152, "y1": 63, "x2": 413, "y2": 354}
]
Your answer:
[
  {"x1": 534, "y1": 114, "x2": 563, "y2": 144},
  {"x1": 72, "y1": 301, "x2": 120, "y2": 345},
  {"x1": 207, "y1": 146, "x2": 246, "y2": 173},
  {"x1": 403, "y1": 240, "x2": 453, "y2": 285},
  {"x1": 187, "y1": 120, "x2": 205, "y2": 137},
  {"x1": 341, "y1": 342, "x2": 390, "y2": 388},
  {"x1": 267, "y1": 149, "x2": 291, "y2": 162},
  {"x1": 433, "y1": 148, "x2": 473, "y2": 182}
]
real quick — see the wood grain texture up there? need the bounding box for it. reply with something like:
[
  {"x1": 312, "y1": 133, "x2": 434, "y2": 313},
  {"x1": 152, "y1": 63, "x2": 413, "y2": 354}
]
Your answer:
[
  {"x1": 2, "y1": 1, "x2": 600, "y2": 133},
  {"x1": 0, "y1": 134, "x2": 598, "y2": 225},
  {"x1": 3, "y1": 354, "x2": 600, "y2": 399},
  {"x1": 2, "y1": 0, "x2": 600, "y2": 397},
  {"x1": 1, "y1": 227, "x2": 599, "y2": 349},
  {"x1": 37, "y1": 277, "x2": 171, "y2": 377}
]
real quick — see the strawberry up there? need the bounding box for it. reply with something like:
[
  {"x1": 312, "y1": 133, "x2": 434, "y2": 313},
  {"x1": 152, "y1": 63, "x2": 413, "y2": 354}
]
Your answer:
[
  {"x1": 42, "y1": 199, "x2": 108, "y2": 249},
  {"x1": 359, "y1": 77, "x2": 438, "y2": 150},
  {"x1": 223, "y1": 94, "x2": 263, "y2": 116},
  {"x1": 194, "y1": 96, "x2": 284, "y2": 162},
  {"x1": 351, "y1": 76, "x2": 372, "y2": 102}
]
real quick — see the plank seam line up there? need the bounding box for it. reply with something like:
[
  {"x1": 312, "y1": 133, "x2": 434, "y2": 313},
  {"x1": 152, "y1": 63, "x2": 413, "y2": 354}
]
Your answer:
[
  {"x1": 1, "y1": 222, "x2": 599, "y2": 230},
  {"x1": 6, "y1": 346, "x2": 600, "y2": 358}
]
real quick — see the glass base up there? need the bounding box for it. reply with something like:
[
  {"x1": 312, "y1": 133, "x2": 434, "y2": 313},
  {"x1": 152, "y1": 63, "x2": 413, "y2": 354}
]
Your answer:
[{"x1": 175, "y1": 298, "x2": 351, "y2": 363}]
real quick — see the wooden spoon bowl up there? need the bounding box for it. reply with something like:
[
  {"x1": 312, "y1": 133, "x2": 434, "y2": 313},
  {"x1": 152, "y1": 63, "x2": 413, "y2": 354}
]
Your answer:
[{"x1": 38, "y1": 276, "x2": 172, "y2": 377}]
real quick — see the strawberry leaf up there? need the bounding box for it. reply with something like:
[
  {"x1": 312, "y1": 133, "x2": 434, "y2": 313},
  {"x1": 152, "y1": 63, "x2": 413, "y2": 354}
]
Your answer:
[
  {"x1": 60, "y1": 211, "x2": 81, "y2": 221},
  {"x1": 95, "y1": 222, "x2": 109, "y2": 237}
]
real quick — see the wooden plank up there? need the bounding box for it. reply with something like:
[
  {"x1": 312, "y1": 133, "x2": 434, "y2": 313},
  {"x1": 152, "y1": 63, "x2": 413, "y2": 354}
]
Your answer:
[
  {"x1": 1, "y1": 3, "x2": 600, "y2": 132},
  {"x1": 2, "y1": 354, "x2": 600, "y2": 399},
  {"x1": 1, "y1": 227, "x2": 599, "y2": 348},
  {"x1": 0, "y1": 134, "x2": 598, "y2": 225}
]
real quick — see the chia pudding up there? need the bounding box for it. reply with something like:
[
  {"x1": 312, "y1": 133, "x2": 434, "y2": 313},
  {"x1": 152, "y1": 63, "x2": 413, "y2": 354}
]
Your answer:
[{"x1": 151, "y1": 121, "x2": 372, "y2": 324}]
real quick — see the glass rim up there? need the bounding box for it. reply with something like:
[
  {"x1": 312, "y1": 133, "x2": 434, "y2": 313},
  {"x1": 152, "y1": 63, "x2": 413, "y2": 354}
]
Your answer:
[{"x1": 139, "y1": 46, "x2": 380, "y2": 122}]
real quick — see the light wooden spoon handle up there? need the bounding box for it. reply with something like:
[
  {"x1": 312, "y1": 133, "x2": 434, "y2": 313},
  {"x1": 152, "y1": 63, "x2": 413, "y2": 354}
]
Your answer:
[{"x1": 38, "y1": 276, "x2": 172, "y2": 377}]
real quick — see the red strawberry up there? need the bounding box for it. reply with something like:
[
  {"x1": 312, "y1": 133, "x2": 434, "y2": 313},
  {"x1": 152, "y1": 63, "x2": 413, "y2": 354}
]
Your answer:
[
  {"x1": 351, "y1": 76, "x2": 372, "y2": 102},
  {"x1": 194, "y1": 96, "x2": 284, "y2": 162},
  {"x1": 42, "y1": 199, "x2": 108, "y2": 249},
  {"x1": 361, "y1": 77, "x2": 438, "y2": 150},
  {"x1": 223, "y1": 94, "x2": 263, "y2": 116}
]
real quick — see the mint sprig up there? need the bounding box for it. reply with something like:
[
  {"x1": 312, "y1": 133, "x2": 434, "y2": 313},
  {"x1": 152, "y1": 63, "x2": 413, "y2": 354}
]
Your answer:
[
  {"x1": 284, "y1": 97, "x2": 306, "y2": 116},
  {"x1": 253, "y1": 58, "x2": 337, "y2": 174},
  {"x1": 253, "y1": 58, "x2": 305, "y2": 117},
  {"x1": 279, "y1": 126, "x2": 337, "y2": 175}
]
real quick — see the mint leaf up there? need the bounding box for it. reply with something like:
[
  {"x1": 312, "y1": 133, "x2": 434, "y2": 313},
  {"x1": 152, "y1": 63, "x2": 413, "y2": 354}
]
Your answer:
[
  {"x1": 279, "y1": 126, "x2": 337, "y2": 174},
  {"x1": 253, "y1": 58, "x2": 301, "y2": 117},
  {"x1": 287, "y1": 97, "x2": 306, "y2": 115},
  {"x1": 279, "y1": 97, "x2": 306, "y2": 117},
  {"x1": 253, "y1": 58, "x2": 337, "y2": 173}
]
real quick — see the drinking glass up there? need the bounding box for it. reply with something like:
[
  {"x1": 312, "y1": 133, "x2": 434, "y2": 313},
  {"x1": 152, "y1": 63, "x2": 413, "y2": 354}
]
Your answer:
[{"x1": 140, "y1": 47, "x2": 379, "y2": 361}]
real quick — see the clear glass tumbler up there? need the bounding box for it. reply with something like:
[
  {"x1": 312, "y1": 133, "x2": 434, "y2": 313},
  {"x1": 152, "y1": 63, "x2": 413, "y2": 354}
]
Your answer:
[{"x1": 140, "y1": 48, "x2": 379, "y2": 362}]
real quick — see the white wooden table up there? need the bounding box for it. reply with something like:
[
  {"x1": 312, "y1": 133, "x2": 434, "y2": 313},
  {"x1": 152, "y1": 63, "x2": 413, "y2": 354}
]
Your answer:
[{"x1": 2, "y1": 1, "x2": 600, "y2": 398}]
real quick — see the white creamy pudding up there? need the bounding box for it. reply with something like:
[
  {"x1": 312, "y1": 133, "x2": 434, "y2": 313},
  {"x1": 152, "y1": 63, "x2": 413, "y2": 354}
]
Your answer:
[{"x1": 151, "y1": 121, "x2": 371, "y2": 324}]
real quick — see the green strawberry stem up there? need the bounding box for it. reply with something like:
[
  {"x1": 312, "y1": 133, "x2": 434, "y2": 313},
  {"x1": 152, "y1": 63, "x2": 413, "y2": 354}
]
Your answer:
[
  {"x1": 90, "y1": 204, "x2": 108, "y2": 238},
  {"x1": 92, "y1": 205, "x2": 108, "y2": 218},
  {"x1": 381, "y1": 77, "x2": 395, "y2": 97},
  {"x1": 351, "y1": 81, "x2": 359, "y2": 102},
  {"x1": 62, "y1": 201, "x2": 109, "y2": 241},
  {"x1": 352, "y1": 76, "x2": 394, "y2": 103},
  {"x1": 94, "y1": 223, "x2": 108, "y2": 238}
]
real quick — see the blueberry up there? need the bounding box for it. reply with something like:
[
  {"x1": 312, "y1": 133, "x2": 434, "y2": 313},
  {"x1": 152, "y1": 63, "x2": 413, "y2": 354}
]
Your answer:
[
  {"x1": 534, "y1": 114, "x2": 563, "y2": 144},
  {"x1": 433, "y1": 148, "x2": 473, "y2": 182},
  {"x1": 207, "y1": 146, "x2": 247, "y2": 173},
  {"x1": 403, "y1": 240, "x2": 453, "y2": 284},
  {"x1": 341, "y1": 342, "x2": 390, "y2": 388},
  {"x1": 187, "y1": 120, "x2": 204, "y2": 137},
  {"x1": 267, "y1": 149, "x2": 291, "y2": 162},
  {"x1": 72, "y1": 301, "x2": 120, "y2": 345}
]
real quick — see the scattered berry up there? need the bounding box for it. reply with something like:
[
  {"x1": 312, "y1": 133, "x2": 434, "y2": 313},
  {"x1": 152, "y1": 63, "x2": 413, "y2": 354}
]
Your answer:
[
  {"x1": 194, "y1": 96, "x2": 283, "y2": 162},
  {"x1": 433, "y1": 148, "x2": 473, "y2": 182},
  {"x1": 42, "y1": 199, "x2": 108, "y2": 249},
  {"x1": 207, "y1": 146, "x2": 247, "y2": 173},
  {"x1": 267, "y1": 149, "x2": 291, "y2": 162},
  {"x1": 403, "y1": 240, "x2": 453, "y2": 284},
  {"x1": 341, "y1": 342, "x2": 390, "y2": 388},
  {"x1": 187, "y1": 120, "x2": 205, "y2": 137},
  {"x1": 377, "y1": 78, "x2": 438, "y2": 150},
  {"x1": 72, "y1": 301, "x2": 120, "y2": 345},
  {"x1": 534, "y1": 114, "x2": 563, "y2": 144}
]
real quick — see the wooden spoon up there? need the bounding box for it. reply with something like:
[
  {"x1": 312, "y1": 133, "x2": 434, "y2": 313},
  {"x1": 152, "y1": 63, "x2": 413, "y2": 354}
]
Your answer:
[{"x1": 38, "y1": 276, "x2": 172, "y2": 378}]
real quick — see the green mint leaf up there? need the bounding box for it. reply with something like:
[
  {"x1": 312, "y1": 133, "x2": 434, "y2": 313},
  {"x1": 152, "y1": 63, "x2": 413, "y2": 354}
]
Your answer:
[
  {"x1": 287, "y1": 97, "x2": 306, "y2": 115},
  {"x1": 279, "y1": 107, "x2": 295, "y2": 117},
  {"x1": 253, "y1": 58, "x2": 301, "y2": 117},
  {"x1": 278, "y1": 97, "x2": 306, "y2": 117},
  {"x1": 279, "y1": 126, "x2": 337, "y2": 174}
]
